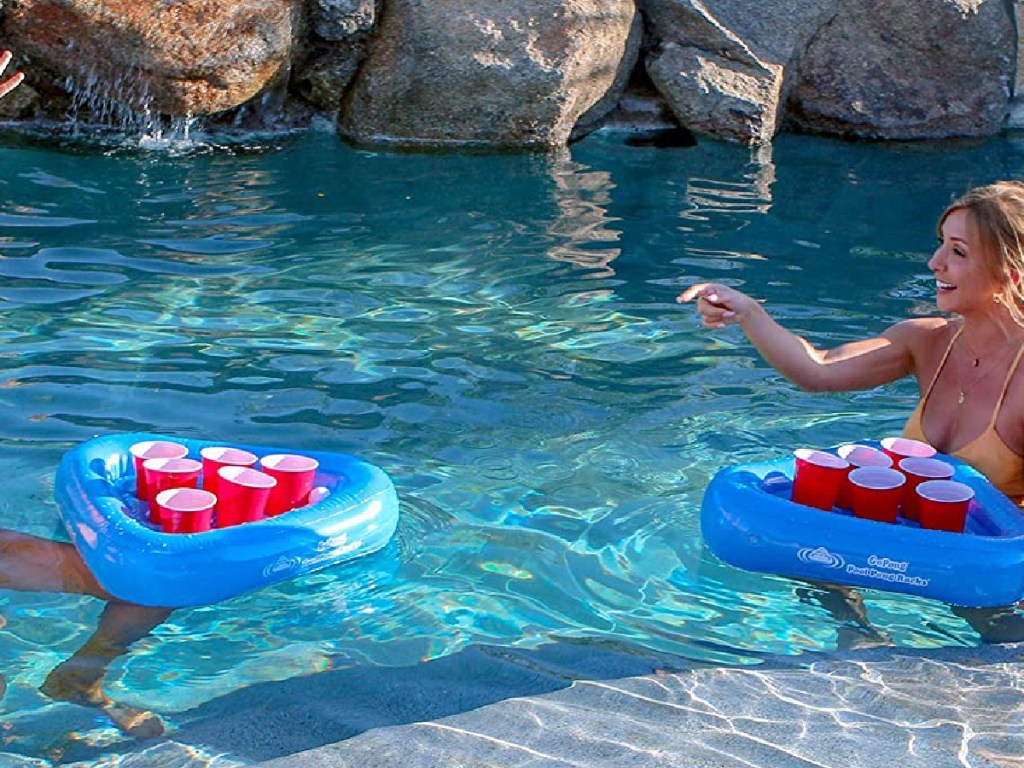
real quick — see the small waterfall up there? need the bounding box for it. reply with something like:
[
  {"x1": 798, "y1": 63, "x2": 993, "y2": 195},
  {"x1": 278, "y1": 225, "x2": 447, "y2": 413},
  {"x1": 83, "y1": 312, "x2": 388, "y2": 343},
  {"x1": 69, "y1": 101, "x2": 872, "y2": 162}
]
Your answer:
[
  {"x1": 64, "y1": 72, "x2": 201, "y2": 148},
  {"x1": 58, "y1": 65, "x2": 296, "y2": 153},
  {"x1": 60, "y1": 63, "x2": 205, "y2": 152}
]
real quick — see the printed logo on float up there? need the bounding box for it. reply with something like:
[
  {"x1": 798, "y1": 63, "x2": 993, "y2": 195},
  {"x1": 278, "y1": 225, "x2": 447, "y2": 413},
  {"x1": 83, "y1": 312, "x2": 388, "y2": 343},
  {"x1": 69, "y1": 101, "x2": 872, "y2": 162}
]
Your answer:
[{"x1": 797, "y1": 546, "x2": 845, "y2": 569}]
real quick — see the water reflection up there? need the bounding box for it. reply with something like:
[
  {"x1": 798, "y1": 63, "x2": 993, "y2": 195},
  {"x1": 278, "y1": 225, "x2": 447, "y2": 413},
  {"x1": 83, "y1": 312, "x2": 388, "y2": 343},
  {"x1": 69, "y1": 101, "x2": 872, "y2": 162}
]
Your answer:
[
  {"x1": 545, "y1": 155, "x2": 621, "y2": 274},
  {"x1": 681, "y1": 142, "x2": 775, "y2": 222}
]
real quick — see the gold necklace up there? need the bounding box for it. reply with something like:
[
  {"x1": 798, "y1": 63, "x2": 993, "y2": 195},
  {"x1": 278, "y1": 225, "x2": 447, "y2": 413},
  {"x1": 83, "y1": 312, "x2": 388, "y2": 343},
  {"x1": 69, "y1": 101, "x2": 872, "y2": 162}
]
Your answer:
[
  {"x1": 957, "y1": 335, "x2": 980, "y2": 405},
  {"x1": 955, "y1": 333, "x2": 1021, "y2": 406}
]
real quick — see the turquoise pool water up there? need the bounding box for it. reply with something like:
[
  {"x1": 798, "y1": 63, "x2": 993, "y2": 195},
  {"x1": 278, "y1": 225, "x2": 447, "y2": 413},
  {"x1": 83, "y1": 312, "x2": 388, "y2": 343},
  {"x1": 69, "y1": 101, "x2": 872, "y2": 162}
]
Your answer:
[{"x1": 1, "y1": 125, "x2": 1022, "y2": 763}]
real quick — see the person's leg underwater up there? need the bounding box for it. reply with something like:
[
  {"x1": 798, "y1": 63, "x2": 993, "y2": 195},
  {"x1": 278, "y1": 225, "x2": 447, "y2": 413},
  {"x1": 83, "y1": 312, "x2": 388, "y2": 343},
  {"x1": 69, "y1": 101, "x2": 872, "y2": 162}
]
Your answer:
[{"x1": 0, "y1": 529, "x2": 171, "y2": 737}]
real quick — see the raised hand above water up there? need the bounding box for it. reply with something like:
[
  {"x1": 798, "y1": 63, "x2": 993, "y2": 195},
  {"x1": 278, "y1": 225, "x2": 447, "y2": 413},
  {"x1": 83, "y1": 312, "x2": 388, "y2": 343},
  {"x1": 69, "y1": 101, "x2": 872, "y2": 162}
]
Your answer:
[{"x1": 0, "y1": 50, "x2": 24, "y2": 100}]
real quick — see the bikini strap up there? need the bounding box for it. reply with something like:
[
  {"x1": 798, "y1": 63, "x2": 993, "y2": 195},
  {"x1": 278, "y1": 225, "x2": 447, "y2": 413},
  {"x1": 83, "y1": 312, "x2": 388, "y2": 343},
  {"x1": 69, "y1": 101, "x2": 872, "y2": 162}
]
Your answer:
[
  {"x1": 988, "y1": 337, "x2": 1024, "y2": 428},
  {"x1": 920, "y1": 324, "x2": 964, "y2": 408}
]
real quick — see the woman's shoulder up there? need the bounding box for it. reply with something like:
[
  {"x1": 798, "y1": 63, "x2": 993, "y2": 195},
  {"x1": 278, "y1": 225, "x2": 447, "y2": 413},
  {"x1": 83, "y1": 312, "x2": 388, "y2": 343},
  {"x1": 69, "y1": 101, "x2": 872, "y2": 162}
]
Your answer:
[
  {"x1": 884, "y1": 317, "x2": 954, "y2": 370},
  {"x1": 883, "y1": 316, "x2": 954, "y2": 339}
]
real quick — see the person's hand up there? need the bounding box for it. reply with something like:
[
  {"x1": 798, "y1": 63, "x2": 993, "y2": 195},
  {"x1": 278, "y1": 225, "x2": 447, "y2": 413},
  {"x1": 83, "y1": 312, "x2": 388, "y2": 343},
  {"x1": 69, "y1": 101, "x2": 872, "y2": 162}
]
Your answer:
[
  {"x1": 0, "y1": 50, "x2": 25, "y2": 100},
  {"x1": 676, "y1": 282, "x2": 761, "y2": 329}
]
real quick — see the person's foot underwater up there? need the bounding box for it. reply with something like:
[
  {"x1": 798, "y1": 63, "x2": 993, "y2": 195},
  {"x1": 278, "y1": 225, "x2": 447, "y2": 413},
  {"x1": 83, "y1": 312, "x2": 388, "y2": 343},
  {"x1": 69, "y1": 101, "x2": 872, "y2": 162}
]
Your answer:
[{"x1": 40, "y1": 657, "x2": 165, "y2": 739}]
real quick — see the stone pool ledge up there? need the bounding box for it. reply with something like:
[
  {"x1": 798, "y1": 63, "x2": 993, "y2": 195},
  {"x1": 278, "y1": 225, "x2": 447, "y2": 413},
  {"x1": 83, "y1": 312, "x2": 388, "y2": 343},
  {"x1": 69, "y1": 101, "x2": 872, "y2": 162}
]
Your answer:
[{"x1": 251, "y1": 642, "x2": 1024, "y2": 768}]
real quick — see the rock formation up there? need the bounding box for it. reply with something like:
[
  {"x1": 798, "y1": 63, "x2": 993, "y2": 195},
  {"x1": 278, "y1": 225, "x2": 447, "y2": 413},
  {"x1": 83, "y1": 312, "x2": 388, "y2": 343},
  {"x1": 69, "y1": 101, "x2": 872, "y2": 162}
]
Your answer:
[{"x1": 0, "y1": 0, "x2": 1019, "y2": 148}]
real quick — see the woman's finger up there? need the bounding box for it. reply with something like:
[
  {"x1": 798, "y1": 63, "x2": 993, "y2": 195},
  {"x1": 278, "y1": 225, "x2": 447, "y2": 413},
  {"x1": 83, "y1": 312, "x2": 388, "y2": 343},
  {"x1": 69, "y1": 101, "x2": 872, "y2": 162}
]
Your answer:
[
  {"x1": 0, "y1": 71, "x2": 24, "y2": 99},
  {"x1": 677, "y1": 282, "x2": 720, "y2": 303},
  {"x1": 699, "y1": 292, "x2": 732, "y2": 309}
]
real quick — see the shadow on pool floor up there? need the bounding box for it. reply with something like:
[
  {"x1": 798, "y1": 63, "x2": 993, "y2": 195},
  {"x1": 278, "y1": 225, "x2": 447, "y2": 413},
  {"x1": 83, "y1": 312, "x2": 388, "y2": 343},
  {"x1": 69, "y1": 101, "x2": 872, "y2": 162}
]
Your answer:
[{"x1": 169, "y1": 638, "x2": 718, "y2": 763}]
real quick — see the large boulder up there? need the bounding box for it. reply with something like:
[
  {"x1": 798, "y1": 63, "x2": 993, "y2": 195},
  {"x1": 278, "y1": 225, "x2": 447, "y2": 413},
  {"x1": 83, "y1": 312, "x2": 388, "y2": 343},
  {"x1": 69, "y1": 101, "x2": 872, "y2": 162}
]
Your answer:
[
  {"x1": 642, "y1": 0, "x2": 839, "y2": 144},
  {"x1": 338, "y1": 0, "x2": 639, "y2": 149},
  {"x1": 786, "y1": 0, "x2": 1014, "y2": 139},
  {"x1": 1, "y1": 0, "x2": 305, "y2": 116},
  {"x1": 646, "y1": 41, "x2": 784, "y2": 145}
]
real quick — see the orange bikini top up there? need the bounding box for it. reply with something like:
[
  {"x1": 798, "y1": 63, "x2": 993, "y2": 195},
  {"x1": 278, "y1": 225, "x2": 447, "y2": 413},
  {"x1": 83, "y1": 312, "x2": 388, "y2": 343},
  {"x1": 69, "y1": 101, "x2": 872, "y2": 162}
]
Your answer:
[{"x1": 903, "y1": 325, "x2": 1024, "y2": 503}]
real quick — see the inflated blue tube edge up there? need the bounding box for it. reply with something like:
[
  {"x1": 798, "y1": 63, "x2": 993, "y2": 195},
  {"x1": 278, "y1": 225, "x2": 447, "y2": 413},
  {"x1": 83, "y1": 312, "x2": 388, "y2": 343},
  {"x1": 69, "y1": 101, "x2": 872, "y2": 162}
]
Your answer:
[{"x1": 55, "y1": 432, "x2": 400, "y2": 607}]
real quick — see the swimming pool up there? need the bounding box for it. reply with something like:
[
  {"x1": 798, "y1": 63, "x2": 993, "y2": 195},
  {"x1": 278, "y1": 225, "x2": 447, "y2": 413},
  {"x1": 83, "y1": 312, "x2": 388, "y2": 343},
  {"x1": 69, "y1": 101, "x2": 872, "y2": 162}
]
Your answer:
[{"x1": 1, "y1": 125, "x2": 1022, "y2": 764}]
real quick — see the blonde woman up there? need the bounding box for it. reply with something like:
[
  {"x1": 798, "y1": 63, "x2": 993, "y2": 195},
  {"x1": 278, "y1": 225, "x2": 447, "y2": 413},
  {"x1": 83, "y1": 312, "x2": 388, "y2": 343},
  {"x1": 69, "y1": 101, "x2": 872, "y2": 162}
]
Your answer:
[{"x1": 681, "y1": 181, "x2": 1024, "y2": 642}]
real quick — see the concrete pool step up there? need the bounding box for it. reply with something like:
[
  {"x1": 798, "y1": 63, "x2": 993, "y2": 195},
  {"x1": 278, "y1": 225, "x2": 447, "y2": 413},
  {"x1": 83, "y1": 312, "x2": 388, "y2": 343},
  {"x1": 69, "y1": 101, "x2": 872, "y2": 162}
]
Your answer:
[{"x1": 252, "y1": 642, "x2": 1024, "y2": 768}]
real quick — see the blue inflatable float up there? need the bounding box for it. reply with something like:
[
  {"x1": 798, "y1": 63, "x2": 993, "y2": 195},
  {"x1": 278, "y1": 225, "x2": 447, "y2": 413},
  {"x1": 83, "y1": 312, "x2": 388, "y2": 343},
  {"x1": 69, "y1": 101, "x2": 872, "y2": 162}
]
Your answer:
[
  {"x1": 55, "y1": 432, "x2": 400, "y2": 607},
  {"x1": 701, "y1": 444, "x2": 1024, "y2": 607}
]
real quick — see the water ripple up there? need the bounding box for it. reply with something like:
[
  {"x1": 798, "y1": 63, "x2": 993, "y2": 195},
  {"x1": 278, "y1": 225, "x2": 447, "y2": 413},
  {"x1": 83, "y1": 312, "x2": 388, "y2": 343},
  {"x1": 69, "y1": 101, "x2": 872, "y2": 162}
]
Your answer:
[
  {"x1": 0, "y1": 212, "x2": 95, "y2": 227},
  {"x1": 138, "y1": 236, "x2": 274, "y2": 255}
]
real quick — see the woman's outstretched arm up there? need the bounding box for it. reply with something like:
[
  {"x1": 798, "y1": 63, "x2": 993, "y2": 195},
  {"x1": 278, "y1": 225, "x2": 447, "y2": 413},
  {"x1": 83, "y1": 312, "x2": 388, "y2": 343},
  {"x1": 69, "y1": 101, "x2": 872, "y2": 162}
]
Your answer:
[{"x1": 678, "y1": 282, "x2": 919, "y2": 392}]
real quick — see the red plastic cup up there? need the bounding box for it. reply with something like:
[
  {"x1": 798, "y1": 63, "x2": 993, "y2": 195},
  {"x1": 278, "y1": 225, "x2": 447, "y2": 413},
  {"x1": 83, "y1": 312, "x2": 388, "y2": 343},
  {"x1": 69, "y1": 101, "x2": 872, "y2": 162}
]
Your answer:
[
  {"x1": 917, "y1": 479, "x2": 974, "y2": 532},
  {"x1": 129, "y1": 440, "x2": 188, "y2": 501},
  {"x1": 848, "y1": 466, "x2": 906, "y2": 523},
  {"x1": 216, "y1": 466, "x2": 276, "y2": 527},
  {"x1": 898, "y1": 457, "x2": 955, "y2": 521},
  {"x1": 260, "y1": 453, "x2": 320, "y2": 516},
  {"x1": 880, "y1": 436, "x2": 936, "y2": 464},
  {"x1": 156, "y1": 488, "x2": 216, "y2": 534},
  {"x1": 836, "y1": 444, "x2": 893, "y2": 508},
  {"x1": 792, "y1": 448, "x2": 849, "y2": 510},
  {"x1": 200, "y1": 446, "x2": 258, "y2": 497},
  {"x1": 142, "y1": 457, "x2": 203, "y2": 522}
]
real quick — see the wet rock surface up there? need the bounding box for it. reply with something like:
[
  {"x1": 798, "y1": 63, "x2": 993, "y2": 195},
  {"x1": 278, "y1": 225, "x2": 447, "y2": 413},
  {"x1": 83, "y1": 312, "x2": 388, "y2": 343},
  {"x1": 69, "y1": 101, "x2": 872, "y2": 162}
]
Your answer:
[{"x1": 2, "y1": 0, "x2": 304, "y2": 116}]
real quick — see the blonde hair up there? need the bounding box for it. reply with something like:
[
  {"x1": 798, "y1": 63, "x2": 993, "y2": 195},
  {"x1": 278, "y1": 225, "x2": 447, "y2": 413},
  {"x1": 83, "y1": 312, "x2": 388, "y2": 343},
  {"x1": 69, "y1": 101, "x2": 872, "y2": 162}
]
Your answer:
[{"x1": 939, "y1": 181, "x2": 1024, "y2": 327}]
